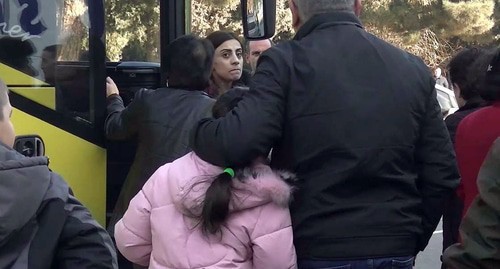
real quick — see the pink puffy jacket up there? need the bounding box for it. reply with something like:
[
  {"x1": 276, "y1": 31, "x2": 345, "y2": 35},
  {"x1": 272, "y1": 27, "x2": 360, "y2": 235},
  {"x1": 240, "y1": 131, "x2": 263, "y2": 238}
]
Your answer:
[{"x1": 114, "y1": 152, "x2": 297, "y2": 269}]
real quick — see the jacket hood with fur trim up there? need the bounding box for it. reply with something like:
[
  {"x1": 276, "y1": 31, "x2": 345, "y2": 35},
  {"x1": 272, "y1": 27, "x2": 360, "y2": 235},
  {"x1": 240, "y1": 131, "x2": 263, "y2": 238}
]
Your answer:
[{"x1": 172, "y1": 153, "x2": 295, "y2": 217}]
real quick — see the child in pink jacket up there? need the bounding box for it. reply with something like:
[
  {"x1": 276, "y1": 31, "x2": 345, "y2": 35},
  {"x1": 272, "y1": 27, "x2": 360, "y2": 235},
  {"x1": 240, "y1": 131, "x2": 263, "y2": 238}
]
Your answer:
[{"x1": 114, "y1": 89, "x2": 297, "y2": 269}]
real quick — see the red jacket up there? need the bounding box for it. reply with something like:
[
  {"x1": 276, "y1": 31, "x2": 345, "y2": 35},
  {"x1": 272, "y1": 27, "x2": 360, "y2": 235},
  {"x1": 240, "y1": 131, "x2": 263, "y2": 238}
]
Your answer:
[{"x1": 455, "y1": 102, "x2": 500, "y2": 217}]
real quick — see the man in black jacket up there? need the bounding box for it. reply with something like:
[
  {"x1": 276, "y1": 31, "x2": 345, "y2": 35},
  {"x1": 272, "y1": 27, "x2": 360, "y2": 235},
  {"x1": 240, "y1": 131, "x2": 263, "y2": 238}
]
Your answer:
[
  {"x1": 104, "y1": 35, "x2": 215, "y2": 251},
  {"x1": 0, "y1": 80, "x2": 118, "y2": 268},
  {"x1": 190, "y1": 0, "x2": 460, "y2": 268}
]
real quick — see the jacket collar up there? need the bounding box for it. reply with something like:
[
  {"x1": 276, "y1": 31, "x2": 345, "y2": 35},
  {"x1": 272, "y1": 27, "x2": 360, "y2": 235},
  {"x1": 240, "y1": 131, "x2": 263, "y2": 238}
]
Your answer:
[
  {"x1": 458, "y1": 96, "x2": 486, "y2": 112},
  {"x1": 294, "y1": 11, "x2": 363, "y2": 41}
]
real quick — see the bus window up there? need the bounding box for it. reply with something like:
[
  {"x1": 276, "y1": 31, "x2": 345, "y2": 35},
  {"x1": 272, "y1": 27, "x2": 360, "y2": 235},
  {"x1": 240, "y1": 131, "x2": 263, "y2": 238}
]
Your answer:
[
  {"x1": 190, "y1": 0, "x2": 244, "y2": 38},
  {"x1": 0, "y1": 0, "x2": 99, "y2": 122},
  {"x1": 58, "y1": 0, "x2": 90, "y2": 61},
  {"x1": 1, "y1": 0, "x2": 108, "y2": 225},
  {"x1": 105, "y1": 0, "x2": 160, "y2": 62}
]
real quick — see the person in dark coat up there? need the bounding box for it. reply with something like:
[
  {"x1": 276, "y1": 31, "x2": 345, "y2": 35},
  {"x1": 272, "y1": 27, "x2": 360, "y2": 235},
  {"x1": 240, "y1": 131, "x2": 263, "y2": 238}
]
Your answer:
[
  {"x1": 104, "y1": 35, "x2": 215, "y2": 255},
  {"x1": 0, "y1": 79, "x2": 118, "y2": 268},
  {"x1": 445, "y1": 48, "x2": 487, "y2": 145},
  {"x1": 189, "y1": 0, "x2": 460, "y2": 268},
  {"x1": 441, "y1": 48, "x2": 487, "y2": 266}
]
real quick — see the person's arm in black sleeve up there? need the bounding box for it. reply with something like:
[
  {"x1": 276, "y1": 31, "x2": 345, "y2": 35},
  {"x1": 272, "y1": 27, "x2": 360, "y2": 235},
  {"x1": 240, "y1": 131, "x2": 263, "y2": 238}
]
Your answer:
[
  {"x1": 56, "y1": 192, "x2": 118, "y2": 268},
  {"x1": 104, "y1": 77, "x2": 145, "y2": 140},
  {"x1": 190, "y1": 49, "x2": 289, "y2": 167},
  {"x1": 415, "y1": 76, "x2": 461, "y2": 252},
  {"x1": 444, "y1": 115, "x2": 458, "y2": 145}
]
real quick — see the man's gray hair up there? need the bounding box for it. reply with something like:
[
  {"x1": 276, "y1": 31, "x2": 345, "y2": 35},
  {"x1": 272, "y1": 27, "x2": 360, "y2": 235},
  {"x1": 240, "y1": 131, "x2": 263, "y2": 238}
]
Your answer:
[{"x1": 294, "y1": 0, "x2": 356, "y2": 22}]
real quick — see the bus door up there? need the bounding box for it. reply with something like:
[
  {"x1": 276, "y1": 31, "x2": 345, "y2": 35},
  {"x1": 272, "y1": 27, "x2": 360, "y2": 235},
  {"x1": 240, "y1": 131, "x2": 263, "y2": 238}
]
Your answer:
[{"x1": 103, "y1": 0, "x2": 187, "y2": 223}]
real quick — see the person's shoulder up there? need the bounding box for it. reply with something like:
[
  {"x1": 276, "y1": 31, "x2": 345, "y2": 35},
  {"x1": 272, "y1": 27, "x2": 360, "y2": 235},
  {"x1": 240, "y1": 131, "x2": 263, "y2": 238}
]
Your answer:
[
  {"x1": 445, "y1": 112, "x2": 461, "y2": 126},
  {"x1": 135, "y1": 87, "x2": 156, "y2": 98},
  {"x1": 366, "y1": 32, "x2": 428, "y2": 68},
  {"x1": 147, "y1": 153, "x2": 214, "y2": 186},
  {"x1": 463, "y1": 105, "x2": 492, "y2": 121},
  {"x1": 171, "y1": 152, "x2": 220, "y2": 176},
  {"x1": 256, "y1": 42, "x2": 294, "y2": 79},
  {"x1": 399, "y1": 50, "x2": 429, "y2": 72},
  {"x1": 260, "y1": 41, "x2": 293, "y2": 61},
  {"x1": 360, "y1": 31, "x2": 432, "y2": 80},
  {"x1": 456, "y1": 107, "x2": 488, "y2": 136},
  {"x1": 45, "y1": 171, "x2": 71, "y2": 201}
]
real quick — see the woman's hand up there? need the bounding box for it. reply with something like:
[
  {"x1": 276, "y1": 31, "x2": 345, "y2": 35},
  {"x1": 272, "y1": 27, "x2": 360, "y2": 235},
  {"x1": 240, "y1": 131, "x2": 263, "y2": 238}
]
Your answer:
[{"x1": 106, "y1": 76, "x2": 119, "y2": 97}]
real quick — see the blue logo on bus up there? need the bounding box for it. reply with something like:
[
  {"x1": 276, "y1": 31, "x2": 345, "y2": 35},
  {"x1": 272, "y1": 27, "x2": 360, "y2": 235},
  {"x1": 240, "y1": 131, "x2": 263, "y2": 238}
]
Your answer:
[{"x1": 0, "y1": 0, "x2": 46, "y2": 40}]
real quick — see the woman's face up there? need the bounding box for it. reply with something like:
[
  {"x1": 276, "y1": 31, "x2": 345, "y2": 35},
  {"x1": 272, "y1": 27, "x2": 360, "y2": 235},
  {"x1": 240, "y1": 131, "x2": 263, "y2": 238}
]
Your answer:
[{"x1": 212, "y1": 39, "x2": 243, "y2": 84}]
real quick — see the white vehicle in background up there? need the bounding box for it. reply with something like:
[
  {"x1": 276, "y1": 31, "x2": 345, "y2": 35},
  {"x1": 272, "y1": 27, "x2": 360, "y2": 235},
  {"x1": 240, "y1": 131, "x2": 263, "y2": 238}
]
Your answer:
[{"x1": 435, "y1": 83, "x2": 459, "y2": 118}]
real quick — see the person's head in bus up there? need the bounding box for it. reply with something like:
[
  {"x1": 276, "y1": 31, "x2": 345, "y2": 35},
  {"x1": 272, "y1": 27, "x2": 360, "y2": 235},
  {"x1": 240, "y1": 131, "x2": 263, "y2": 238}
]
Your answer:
[
  {"x1": 245, "y1": 39, "x2": 273, "y2": 75},
  {"x1": 164, "y1": 35, "x2": 214, "y2": 90},
  {"x1": 447, "y1": 47, "x2": 487, "y2": 107},
  {"x1": 0, "y1": 37, "x2": 38, "y2": 77},
  {"x1": 289, "y1": 0, "x2": 362, "y2": 31},
  {"x1": 41, "y1": 45, "x2": 61, "y2": 85},
  {"x1": 206, "y1": 31, "x2": 243, "y2": 97},
  {"x1": 0, "y1": 79, "x2": 15, "y2": 148}
]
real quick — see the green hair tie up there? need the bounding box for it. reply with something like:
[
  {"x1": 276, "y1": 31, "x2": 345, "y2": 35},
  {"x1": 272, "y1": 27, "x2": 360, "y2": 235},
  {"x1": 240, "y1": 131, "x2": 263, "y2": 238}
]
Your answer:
[{"x1": 223, "y1": 168, "x2": 235, "y2": 178}]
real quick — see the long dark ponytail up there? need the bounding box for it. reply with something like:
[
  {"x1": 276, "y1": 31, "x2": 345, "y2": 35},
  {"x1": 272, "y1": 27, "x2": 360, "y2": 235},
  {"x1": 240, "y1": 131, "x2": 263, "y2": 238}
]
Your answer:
[
  {"x1": 201, "y1": 170, "x2": 233, "y2": 234},
  {"x1": 200, "y1": 88, "x2": 248, "y2": 235}
]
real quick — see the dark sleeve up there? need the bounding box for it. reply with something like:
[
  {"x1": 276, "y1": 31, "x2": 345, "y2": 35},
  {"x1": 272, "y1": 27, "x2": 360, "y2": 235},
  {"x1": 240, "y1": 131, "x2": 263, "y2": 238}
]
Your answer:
[
  {"x1": 56, "y1": 194, "x2": 118, "y2": 269},
  {"x1": 444, "y1": 114, "x2": 459, "y2": 145},
  {"x1": 190, "y1": 50, "x2": 289, "y2": 167},
  {"x1": 414, "y1": 76, "x2": 461, "y2": 252},
  {"x1": 104, "y1": 90, "x2": 146, "y2": 140}
]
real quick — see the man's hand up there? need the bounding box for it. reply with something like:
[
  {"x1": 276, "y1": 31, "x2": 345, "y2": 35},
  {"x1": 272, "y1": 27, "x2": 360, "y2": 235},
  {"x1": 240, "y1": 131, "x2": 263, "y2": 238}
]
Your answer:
[{"x1": 106, "y1": 76, "x2": 119, "y2": 97}]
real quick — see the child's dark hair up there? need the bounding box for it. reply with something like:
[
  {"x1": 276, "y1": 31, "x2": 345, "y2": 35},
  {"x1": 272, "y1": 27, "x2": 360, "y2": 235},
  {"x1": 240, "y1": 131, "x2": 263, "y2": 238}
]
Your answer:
[
  {"x1": 447, "y1": 47, "x2": 486, "y2": 100},
  {"x1": 201, "y1": 88, "x2": 248, "y2": 235}
]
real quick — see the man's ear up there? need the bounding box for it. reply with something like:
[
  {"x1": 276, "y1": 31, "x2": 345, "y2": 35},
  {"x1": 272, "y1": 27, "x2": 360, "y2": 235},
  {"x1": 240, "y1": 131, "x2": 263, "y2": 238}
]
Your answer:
[
  {"x1": 289, "y1": 0, "x2": 301, "y2": 31},
  {"x1": 354, "y1": 0, "x2": 363, "y2": 17}
]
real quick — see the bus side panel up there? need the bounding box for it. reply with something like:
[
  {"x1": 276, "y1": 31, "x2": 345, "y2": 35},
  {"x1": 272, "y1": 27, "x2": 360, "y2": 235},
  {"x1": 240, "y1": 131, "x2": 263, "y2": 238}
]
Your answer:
[
  {"x1": 12, "y1": 109, "x2": 107, "y2": 226},
  {"x1": 1, "y1": 64, "x2": 55, "y2": 110},
  {"x1": 0, "y1": 63, "x2": 46, "y2": 85},
  {"x1": 11, "y1": 87, "x2": 56, "y2": 110}
]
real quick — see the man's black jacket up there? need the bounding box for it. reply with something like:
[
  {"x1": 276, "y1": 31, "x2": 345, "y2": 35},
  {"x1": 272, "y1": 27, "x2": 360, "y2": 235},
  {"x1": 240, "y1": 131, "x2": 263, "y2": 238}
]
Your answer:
[{"x1": 190, "y1": 12, "x2": 460, "y2": 259}]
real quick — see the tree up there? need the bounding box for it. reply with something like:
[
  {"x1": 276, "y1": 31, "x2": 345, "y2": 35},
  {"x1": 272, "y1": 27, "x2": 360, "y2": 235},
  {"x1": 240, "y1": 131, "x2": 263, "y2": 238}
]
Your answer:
[
  {"x1": 191, "y1": 0, "x2": 242, "y2": 37},
  {"x1": 361, "y1": 0, "x2": 497, "y2": 65},
  {"x1": 99, "y1": 0, "x2": 498, "y2": 65},
  {"x1": 105, "y1": 0, "x2": 160, "y2": 61}
]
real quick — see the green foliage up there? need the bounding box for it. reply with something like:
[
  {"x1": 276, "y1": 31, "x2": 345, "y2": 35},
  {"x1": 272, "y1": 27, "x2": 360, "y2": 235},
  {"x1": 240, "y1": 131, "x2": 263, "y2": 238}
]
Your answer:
[
  {"x1": 361, "y1": 0, "x2": 497, "y2": 65},
  {"x1": 442, "y1": 0, "x2": 495, "y2": 41},
  {"x1": 274, "y1": 0, "x2": 293, "y2": 42},
  {"x1": 99, "y1": 0, "x2": 498, "y2": 65},
  {"x1": 191, "y1": 0, "x2": 243, "y2": 37},
  {"x1": 105, "y1": 0, "x2": 160, "y2": 61}
]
